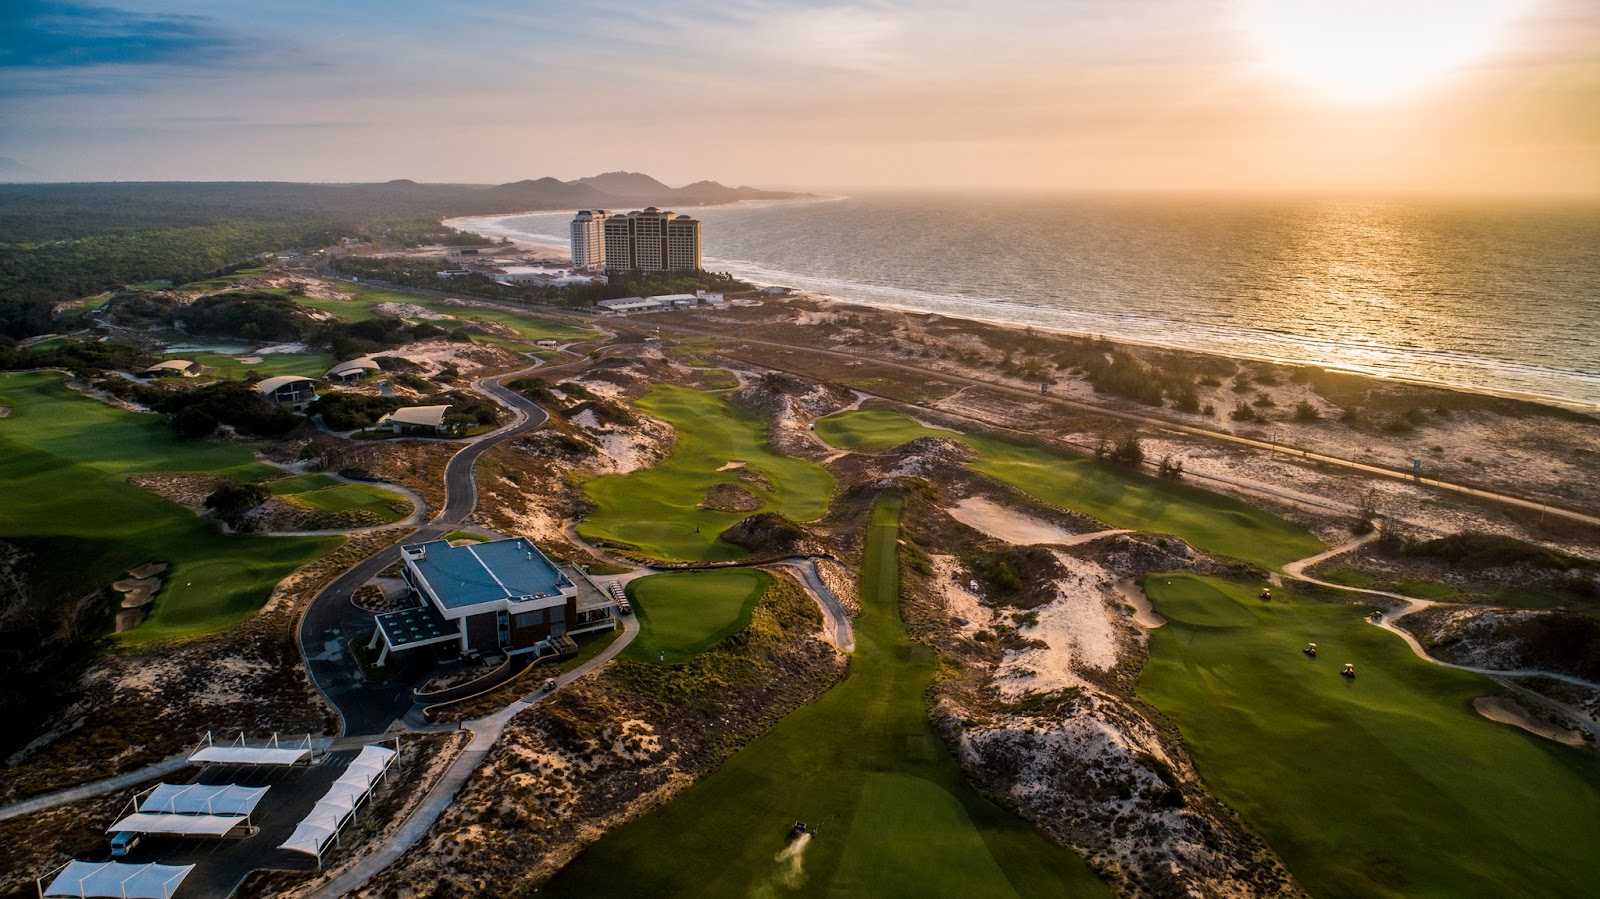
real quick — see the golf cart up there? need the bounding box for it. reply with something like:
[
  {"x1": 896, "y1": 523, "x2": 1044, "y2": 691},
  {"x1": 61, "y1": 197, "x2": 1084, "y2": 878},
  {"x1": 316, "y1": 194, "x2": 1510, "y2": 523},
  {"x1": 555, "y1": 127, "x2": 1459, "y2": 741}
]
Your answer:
[{"x1": 1302, "y1": 642, "x2": 1317, "y2": 658}]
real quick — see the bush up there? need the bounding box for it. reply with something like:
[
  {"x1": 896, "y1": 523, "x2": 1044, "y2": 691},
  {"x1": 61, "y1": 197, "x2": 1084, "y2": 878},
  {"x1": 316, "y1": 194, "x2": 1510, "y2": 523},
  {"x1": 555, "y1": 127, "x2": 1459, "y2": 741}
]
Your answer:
[
  {"x1": 204, "y1": 483, "x2": 270, "y2": 524},
  {"x1": 173, "y1": 405, "x2": 218, "y2": 439},
  {"x1": 1294, "y1": 400, "x2": 1321, "y2": 422},
  {"x1": 1109, "y1": 433, "x2": 1145, "y2": 466},
  {"x1": 1231, "y1": 402, "x2": 1257, "y2": 422}
]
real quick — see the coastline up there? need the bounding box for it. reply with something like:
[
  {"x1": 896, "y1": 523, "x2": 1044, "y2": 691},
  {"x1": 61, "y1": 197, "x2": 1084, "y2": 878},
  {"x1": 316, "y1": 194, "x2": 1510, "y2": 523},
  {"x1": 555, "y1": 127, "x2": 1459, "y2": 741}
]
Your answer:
[{"x1": 441, "y1": 209, "x2": 1600, "y2": 414}]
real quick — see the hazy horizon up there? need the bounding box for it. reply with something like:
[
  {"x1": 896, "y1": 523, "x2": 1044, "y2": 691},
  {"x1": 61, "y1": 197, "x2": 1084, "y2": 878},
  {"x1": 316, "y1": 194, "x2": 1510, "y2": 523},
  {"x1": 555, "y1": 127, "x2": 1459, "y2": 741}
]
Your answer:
[{"x1": 3, "y1": 1, "x2": 1598, "y2": 194}]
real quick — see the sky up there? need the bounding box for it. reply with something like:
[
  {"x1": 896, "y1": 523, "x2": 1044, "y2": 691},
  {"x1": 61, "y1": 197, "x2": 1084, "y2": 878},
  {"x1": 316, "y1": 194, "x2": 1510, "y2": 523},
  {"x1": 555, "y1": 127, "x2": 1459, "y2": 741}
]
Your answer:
[{"x1": 2, "y1": 0, "x2": 1598, "y2": 193}]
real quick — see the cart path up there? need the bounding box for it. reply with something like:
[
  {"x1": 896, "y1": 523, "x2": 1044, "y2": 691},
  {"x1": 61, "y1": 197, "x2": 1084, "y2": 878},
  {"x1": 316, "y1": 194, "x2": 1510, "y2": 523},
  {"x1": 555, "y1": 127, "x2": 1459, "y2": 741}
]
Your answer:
[
  {"x1": 563, "y1": 522, "x2": 855, "y2": 652},
  {"x1": 1273, "y1": 531, "x2": 1600, "y2": 694},
  {"x1": 0, "y1": 753, "x2": 192, "y2": 822},
  {"x1": 304, "y1": 611, "x2": 640, "y2": 899}
]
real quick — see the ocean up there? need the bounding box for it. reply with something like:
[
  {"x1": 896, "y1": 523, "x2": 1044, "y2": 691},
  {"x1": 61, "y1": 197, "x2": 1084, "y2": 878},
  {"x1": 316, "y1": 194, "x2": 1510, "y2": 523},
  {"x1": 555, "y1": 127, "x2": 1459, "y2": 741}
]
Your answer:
[{"x1": 453, "y1": 193, "x2": 1600, "y2": 408}]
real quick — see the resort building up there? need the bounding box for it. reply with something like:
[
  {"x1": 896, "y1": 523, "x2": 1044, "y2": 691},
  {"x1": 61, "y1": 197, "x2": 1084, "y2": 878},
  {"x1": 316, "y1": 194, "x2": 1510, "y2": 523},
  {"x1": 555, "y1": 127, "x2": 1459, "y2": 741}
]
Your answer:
[
  {"x1": 601, "y1": 208, "x2": 702, "y2": 273},
  {"x1": 367, "y1": 537, "x2": 617, "y2": 665},
  {"x1": 325, "y1": 358, "x2": 381, "y2": 383},
  {"x1": 254, "y1": 376, "x2": 318, "y2": 409},
  {"x1": 143, "y1": 359, "x2": 197, "y2": 378},
  {"x1": 594, "y1": 291, "x2": 725, "y2": 314},
  {"x1": 570, "y1": 209, "x2": 611, "y2": 271},
  {"x1": 373, "y1": 404, "x2": 457, "y2": 436}
]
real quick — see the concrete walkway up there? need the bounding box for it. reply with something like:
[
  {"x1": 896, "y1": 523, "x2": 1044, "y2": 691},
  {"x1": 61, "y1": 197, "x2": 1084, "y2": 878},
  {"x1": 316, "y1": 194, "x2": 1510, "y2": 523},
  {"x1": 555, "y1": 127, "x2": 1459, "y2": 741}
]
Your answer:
[
  {"x1": 771, "y1": 558, "x2": 856, "y2": 652},
  {"x1": 0, "y1": 753, "x2": 190, "y2": 822},
  {"x1": 305, "y1": 612, "x2": 640, "y2": 899}
]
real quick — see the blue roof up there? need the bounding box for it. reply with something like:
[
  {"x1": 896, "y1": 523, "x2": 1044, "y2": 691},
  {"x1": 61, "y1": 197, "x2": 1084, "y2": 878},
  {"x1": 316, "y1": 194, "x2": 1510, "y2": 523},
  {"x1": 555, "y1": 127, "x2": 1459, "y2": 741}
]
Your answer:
[{"x1": 407, "y1": 538, "x2": 573, "y2": 611}]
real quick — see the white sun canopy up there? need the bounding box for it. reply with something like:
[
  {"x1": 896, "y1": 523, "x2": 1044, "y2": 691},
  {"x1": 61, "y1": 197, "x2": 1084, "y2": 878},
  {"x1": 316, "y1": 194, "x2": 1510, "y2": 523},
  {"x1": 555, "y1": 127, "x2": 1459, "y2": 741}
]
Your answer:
[
  {"x1": 107, "y1": 812, "x2": 247, "y2": 837},
  {"x1": 280, "y1": 743, "x2": 399, "y2": 861},
  {"x1": 189, "y1": 745, "x2": 312, "y2": 766},
  {"x1": 42, "y1": 862, "x2": 194, "y2": 899},
  {"x1": 139, "y1": 783, "x2": 268, "y2": 817}
]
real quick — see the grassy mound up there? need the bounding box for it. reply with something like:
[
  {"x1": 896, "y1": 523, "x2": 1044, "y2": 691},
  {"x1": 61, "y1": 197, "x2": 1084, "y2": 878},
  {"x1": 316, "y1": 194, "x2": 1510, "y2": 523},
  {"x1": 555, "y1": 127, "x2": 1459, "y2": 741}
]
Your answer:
[
  {"x1": 624, "y1": 569, "x2": 771, "y2": 665},
  {"x1": 547, "y1": 497, "x2": 1108, "y2": 897},
  {"x1": 580, "y1": 386, "x2": 833, "y2": 562},
  {"x1": 816, "y1": 409, "x2": 1321, "y2": 569},
  {"x1": 1139, "y1": 574, "x2": 1600, "y2": 898},
  {"x1": 0, "y1": 371, "x2": 341, "y2": 642}
]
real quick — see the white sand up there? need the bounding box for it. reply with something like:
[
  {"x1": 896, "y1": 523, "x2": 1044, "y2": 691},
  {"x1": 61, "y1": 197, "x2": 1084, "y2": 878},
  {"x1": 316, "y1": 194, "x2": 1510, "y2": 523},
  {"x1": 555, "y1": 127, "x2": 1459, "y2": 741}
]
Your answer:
[
  {"x1": 1473, "y1": 696, "x2": 1586, "y2": 747},
  {"x1": 993, "y1": 552, "x2": 1121, "y2": 699},
  {"x1": 1114, "y1": 578, "x2": 1165, "y2": 628}
]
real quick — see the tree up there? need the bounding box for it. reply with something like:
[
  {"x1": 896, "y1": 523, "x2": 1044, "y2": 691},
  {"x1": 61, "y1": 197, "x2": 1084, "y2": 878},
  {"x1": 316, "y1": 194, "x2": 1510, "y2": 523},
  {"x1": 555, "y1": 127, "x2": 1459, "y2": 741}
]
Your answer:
[
  {"x1": 173, "y1": 405, "x2": 218, "y2": 439},
  {"x1": 1158, "y1": 455, "x2": 1185, "y2": 480},
  {"x1": 1110, "y1": 433, "x2": 1145, "y2": 466},
  {"x1": 203, "y1": 483, "x2": 270, "y2": 527}
]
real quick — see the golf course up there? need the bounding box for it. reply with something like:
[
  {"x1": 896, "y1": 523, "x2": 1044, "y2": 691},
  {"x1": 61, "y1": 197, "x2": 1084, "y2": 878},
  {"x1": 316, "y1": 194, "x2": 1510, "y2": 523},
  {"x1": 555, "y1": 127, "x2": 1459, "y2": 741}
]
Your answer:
[
  {"x1": 815, "y1": 408, "x2": 1321, "y2": 569},
  {"x1": 546, "y1": 497, "x2": 1109, "y2": 897},
  {"x1": 580, "y1": 386, "x2": 835, "y2": 561},
  {"x1": 1138, "y1": 574, "x2": 1600, "y2": 898},
  {"x1": 0, "y1": 371, "x2": 342, "y2": 642},
  {"x1": 267, "y1": 472, "x2": 413, "y2": 525},
  {"x1": 623, "y1": 569, "x2": 772, "y2": 664},
  {"x1": 291, "y1": 280, "x2": 592, "y2": 348}
]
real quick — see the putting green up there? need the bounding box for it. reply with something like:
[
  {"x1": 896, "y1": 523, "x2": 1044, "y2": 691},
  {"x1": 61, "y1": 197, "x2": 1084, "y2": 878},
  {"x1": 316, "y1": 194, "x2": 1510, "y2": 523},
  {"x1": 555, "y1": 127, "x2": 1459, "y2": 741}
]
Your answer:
[
  {"x1": 579, "y1": 386, "x2": 834, "y2": 562},
  {"x1": 267, "y1": 473, "x2": 411, "y2": 522},
  {"x1": 815, "y1": 409, "x2": 1321, "y2": 569},
  {"x1": 1139, "y1": 574, "x2": 1600, "y2": 898},
  {"x1": 545, "y1": 497, "x2": 1109, "y2": 897},
  {"x1": 0, "y1": 371, "x2": 341, "y2": 642},
  {"x1": 624, "y1": 569, "x2": 771, "y2": 664},
  {"x1": 170, "y1": 351, "x2": 334, "y2": 380}
]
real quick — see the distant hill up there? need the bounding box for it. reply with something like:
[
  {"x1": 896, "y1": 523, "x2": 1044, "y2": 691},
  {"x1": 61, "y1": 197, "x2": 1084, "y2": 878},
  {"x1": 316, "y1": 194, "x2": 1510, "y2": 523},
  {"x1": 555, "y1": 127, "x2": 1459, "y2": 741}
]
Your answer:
[
  {"x1": 0, "y1": 173, "x2": 817, "y2": 242},
  {"x1": 0, "y1": 157, "x2": 51, "y2": 183}
]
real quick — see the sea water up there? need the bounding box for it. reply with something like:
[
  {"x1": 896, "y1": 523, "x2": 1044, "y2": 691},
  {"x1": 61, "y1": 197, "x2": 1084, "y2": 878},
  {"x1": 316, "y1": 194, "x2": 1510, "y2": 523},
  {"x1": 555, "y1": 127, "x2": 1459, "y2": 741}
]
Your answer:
[{"x1": 457, "y1": 193, "x2": 1600, "y2": 407}]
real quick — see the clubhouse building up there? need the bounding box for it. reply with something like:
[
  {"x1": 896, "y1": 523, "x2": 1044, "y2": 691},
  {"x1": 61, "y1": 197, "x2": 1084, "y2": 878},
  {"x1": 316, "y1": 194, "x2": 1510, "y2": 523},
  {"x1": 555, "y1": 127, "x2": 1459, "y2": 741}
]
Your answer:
[{"x1": 367, "y1": 537, "x2": 616, "y2": 666}]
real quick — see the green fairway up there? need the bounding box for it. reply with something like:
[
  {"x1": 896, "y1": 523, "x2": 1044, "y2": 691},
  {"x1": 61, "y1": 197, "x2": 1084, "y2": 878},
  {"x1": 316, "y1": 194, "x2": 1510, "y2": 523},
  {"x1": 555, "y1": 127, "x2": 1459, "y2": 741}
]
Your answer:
[
  {"x1": 292, "y1": 281, "x2": 592, "y2": 348},
  {"x1": 0, "y1": 371, "x2": 341, "y2": 642},
  {"x1": 816, "y1": 409, "x2": 1321, "y2": 569},
  {"x1": 172, "y1": 351, "x2": 334, "y2": 380},
  {"x1": 545, "y1": 498, "x2": 1109, "y2": 898},
  {"x1": 579, "y1": 386, "x2": 835, "y2": 562},
  {"x1": 1138, "y1": 574, "x2": 1600, "y2": 898},
  {"x1": 267, "y1": 473, "x2": 412, "y2": 523},
  {"x1": 623, "y1": 569, "x2": 771, "y2": 664}
]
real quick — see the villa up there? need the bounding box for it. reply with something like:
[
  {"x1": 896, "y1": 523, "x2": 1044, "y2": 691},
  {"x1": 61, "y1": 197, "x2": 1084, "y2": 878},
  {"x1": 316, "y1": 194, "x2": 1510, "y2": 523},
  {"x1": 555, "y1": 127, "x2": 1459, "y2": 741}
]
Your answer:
[
  {"x1": 367, "y1": 537, "x2": 617, "y2": 666},
  {"x1": 373, "y1": 404, "x2": 458, "y2": 436},
  {"x1": 143, "y1": 359, "x2": 197, "y2": 378},
  {"x1": 254, "y1": 375, "x2": 318, "y2": 409},
  {"x1": 325, "y1": 358, "x2": 381, "y2": 383}
]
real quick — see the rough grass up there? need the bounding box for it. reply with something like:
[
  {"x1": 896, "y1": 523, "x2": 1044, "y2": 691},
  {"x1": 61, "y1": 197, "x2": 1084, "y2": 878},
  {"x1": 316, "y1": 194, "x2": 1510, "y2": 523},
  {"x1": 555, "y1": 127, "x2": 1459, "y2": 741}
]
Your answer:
[
  {"x1": 579, "y1": 386, "x2": 834, "y2": 562},
  {"x1": 546, "y1": 497, "x2": 1109, "y2": 897},
  {"x1": 268, "y1": 473, "x2": 411, "y2": 523},
  {"x1": 1139, "y1": 574, "x2": 1600, "y2": 899},
  {"x1": 623, "y1": 569, "x2": 771, "y2": 665},
  {"x1": 0, "y1": 371, "x2": 341, "y2": 642},
  {"x1": 815, "y1": 409, "x2": 1322, "y2": 569}
]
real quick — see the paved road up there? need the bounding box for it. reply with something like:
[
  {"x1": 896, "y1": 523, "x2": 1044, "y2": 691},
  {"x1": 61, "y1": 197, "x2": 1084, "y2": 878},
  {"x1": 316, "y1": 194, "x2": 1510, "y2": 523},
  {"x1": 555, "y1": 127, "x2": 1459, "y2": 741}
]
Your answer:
[
  {"x1": 651, "y1": 320, "x2": 1600, "y2": 529},
  {"x1": 299, "y1": 355, "x2": 596, "y2": 736},
  {"x1": 304, "y1": 612, "x2": 641, "y2": 899}
]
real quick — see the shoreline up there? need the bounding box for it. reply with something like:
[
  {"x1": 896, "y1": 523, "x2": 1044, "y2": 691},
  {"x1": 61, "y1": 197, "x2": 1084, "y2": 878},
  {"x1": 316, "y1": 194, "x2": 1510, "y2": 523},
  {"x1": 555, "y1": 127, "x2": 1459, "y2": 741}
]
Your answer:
[{"x1": 441, "y1": 210, "x2": 1600, "y2": 414}]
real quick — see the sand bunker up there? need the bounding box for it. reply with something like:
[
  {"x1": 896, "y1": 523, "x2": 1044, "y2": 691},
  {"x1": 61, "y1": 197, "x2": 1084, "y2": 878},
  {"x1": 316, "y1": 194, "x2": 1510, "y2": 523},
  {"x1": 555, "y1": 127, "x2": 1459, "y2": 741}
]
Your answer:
[
  {"x1": 1114, "y1": 578, "x2": 1165, "y2": 628},
  {"x1": 715, "y1": 460, "x2": 748, "y2": 471},
  {"x1": 949, "y1": 496, "x2": 1130, "y2": 547},
  {"x1": 1473, "y1": 696, "x2": 1586, "y2": 747},
  {"x1": 235, "y1": 356, "x2": 264, "y2": 365}
]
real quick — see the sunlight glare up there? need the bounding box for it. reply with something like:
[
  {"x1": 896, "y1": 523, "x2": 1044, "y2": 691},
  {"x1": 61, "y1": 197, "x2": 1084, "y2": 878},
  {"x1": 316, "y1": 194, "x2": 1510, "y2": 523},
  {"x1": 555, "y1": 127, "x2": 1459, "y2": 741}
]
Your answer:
[{"x1": 1241, "y1": 0, "x2": 1525, "y2": 101}]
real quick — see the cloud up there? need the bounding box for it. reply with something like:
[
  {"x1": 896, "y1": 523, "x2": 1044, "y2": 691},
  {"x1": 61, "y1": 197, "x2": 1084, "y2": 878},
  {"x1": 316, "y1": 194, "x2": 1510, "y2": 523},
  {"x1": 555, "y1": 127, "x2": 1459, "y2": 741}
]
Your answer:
[{"x1": 0, "y1": 1, "x2": 233, "y2": 70}]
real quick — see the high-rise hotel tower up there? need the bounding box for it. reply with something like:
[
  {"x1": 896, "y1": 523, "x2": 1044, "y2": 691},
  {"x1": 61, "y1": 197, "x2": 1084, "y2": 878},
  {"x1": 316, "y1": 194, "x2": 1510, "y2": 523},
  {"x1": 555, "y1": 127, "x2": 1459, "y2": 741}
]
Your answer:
[
  {"x1": 577, "y1": 207, "x2": 701, "y2": 273},
  {"x1": 569, "y1": 209, "x2": 610, "y2": 271}
]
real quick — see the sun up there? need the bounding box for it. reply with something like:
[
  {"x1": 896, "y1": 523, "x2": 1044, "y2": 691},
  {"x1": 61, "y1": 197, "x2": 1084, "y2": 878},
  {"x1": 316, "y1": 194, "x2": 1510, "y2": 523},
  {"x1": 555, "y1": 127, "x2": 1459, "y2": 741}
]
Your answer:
[{"x1": 1240, "y1": 0, "x2": 1524, "y2": 101}]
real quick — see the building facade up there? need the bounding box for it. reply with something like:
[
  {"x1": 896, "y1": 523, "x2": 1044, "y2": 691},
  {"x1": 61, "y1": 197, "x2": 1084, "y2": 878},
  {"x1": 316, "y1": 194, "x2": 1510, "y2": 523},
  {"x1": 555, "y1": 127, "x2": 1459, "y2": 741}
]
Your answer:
[
  {"x1": 569, "y1": 209, "x2": 610, "y2": 271},
  {"x1": 598, "y1": 208, "x2": 702, "y2": 273}
]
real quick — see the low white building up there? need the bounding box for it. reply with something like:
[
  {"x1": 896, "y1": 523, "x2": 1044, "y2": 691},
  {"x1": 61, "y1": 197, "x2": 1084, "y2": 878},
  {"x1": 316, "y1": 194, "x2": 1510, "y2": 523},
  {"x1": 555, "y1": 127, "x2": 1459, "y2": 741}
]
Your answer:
[
  {"x1": 374, "y1": 405, "x2": 459, "y2": 436},
  {"x1": 325, "y1": 358, "x2": 380, "y2": 383},
  {"x1": 596, "y1": 297, "x2": 662, "y2": 313}
]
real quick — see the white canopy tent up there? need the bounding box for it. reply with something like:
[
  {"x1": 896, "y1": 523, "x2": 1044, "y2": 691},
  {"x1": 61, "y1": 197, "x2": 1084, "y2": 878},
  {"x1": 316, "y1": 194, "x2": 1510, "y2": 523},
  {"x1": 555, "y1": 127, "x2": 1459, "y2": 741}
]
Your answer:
[
  {"x1": 280, "y1": 742, "x2": 399, "y2": 866},
  {"x1": 105, "y1": 812, "x2": 248, "y2": 837},
  {"x1": 138, "y1": 783, "x2": 268, "y2": 817},
  {"x1": 40, "y1": 862, "x2": 193, "y2": 899},
  {"x1": 188, "y1": 732, "x2": 315, "y2": 767}
]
